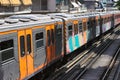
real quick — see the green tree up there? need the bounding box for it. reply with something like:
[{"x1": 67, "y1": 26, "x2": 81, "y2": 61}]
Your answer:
[{"x1": 116, "y1": 0, "x2": 120, "y2": 10}]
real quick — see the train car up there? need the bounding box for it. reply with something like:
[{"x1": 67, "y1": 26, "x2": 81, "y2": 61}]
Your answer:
[
  {"x1": 73, "y1": 14, "x2": 88, "y2": 47},
  {"x1": 86, "y1": 13, "x2": 100, "y2": 41},
  {"x1": 73, "y1": 13, "x2": 88, "y2": 45},
  {"x1": 48, "y1": 13, "x2": 88, "y2": 54},
  {"x1": 0, "y1": 14, "x2": 64, "y2": 80},
  {"x1": 114, "y1": 11, "x2": 120, "y2": 26},
  {"x1": 73, "y1": 13, "x2": 100, "y2": 42},
  {"x1": 100, "y1": 12, "x2": 113, "y2": 33}
]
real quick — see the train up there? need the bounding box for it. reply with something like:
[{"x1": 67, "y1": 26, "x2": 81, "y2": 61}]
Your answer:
[{"x1": 0, "y1": 11, "x2": 120, "y2": 80}]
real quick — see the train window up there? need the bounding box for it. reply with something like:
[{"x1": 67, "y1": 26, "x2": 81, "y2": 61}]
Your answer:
[
  {"x1": 74, "y1": 24, "x2": 78, "y2": 35},
  {"x1": 56, "y1": 25, "x2": 62, "y2": 35},
  {"x1": 27, "y1": 34, "x2": 31, "y2": 54},
  {"x1": 87, "y1": 21, "x2": 91, "y2": 29},
  {"x1": 83, "y1": 22, "x2": 87, "y2": 31},
  {"x1": 93, "y1": 20, "x2": 96, "y2": 26},
  {"x1": 47, "y1": 30, "x2": 51, "y2": 46},
  {"x1": 87, "y1": 21, "x2": 89, "y2": 26},
  {"x1": 78, "y1": 22, "x2": 82, "y2": 33},
  {"x1": 98, "y1": 19, "x2": 100, "y2": 24},
  {"x1": 51, "y1": 29, "x2": 54, "y2": 44},
  {"x1": 68, "y1": 25, "x2": 73, "y2": 37},
  {"x1": 35, "y1": 32, "x2": 44, "y2": 48},
  {"x1": 20, "y1": 36, "x2": 25, "y2": 57},
  {"x1": 0, "y1": 39, "x2": 14, "y2": 62}
]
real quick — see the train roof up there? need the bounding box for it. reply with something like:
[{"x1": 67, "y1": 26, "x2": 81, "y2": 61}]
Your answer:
[
  {"x1": 48, "y1": 12, "x2": 102, "y2": 21},
  {"x1": 0, "y1": 14, "x2": 62, "y2": 32},
  {"x1": 48, "y1": 13, "x2": 81, "y2": 21}
]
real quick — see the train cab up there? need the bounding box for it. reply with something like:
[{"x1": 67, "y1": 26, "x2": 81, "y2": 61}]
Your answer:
[{"x1": 0, "y1": 14, "x2": 64, "y2": 80}]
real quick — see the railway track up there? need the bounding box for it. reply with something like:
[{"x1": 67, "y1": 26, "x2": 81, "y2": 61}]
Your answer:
[
  {"x1": 76, "y1": 29, "x2": 120, "y2": 80},
  {"x1": 101, "y1": 47, "x2": 120, "y2": 80},
  {"x1": 46, "y1": 27, "x2": 120, "y2": 80}
]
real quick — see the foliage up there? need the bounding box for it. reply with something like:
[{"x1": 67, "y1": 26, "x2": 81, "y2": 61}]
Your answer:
[{"x1": 116, "y1": 0, "x2": 120, "y2": 10}]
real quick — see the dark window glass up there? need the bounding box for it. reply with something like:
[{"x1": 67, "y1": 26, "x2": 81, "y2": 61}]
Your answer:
[
  {"x1": 0, "y1": 39, "x2": 14, "y2": 62},
  {"x1": 0, "y1": 40, "x2": 13, "y2": 50},
  {"x1": 27, "y1": 34, "x2": 31, "y2": 53},
  {"x1": 68, "y1": 25, "x2": 72, "y2": 37},
  {"x1": 47, "y1": 30, "x2": 51, "y2": 46},
  {"x1": 68, "y1": 25, "x2": 72, "y2": 30},
  {"x1": 79, "y1": 22, "x2": 82, "y2": 33},
  {"x1": 74, "y1": 24, "x2": 78, "y2": 35},
  {"x1": 88, "y1": 21, "x2": 91, "y2": 29},
  {"x1": 36, "y1": 40, "x2": 43, "y2": 48},
  {"x1": 1, "y1": 49, "x2": 14, "y2": 62},
  {"x1": 93, "y1": 20, "x2": 95, "y2": 26},
  {"x1": 87, "y1": 21, "x2": 89, "y2": 26},
  {"x1": 35, "y1": 32, "x2": 43, "y2": 40},
  {"x1": 35, "y1": 32, "x2": 44, "y2": 48},
  {"x1": 20, "y1": 36, "x2": 25, "y2": 57},
  {"x1": 56, "y1": 25, "x2": 62, "y2": 35},
  {"x1": 51, "y1": 29, "x2": 54, "y2": 44}
]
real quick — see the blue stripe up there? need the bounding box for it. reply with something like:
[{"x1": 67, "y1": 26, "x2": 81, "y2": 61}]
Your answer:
[
  {"x1": 68, "y1": 37, "x2": 74, "y2": 52},
  {"x1": 74, "y1": 35, "x2": 80, "y2": 48}
]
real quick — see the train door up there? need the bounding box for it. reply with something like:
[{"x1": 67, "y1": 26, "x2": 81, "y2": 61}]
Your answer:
[
  {"x1": 54, "y1": 23, "x2": 63, "y2": 57},
  {"x1": 78, "y1": 21, "x2": 84, "y2": 46},
  {"x1": 33, "y1": 28, "x2": 46, "y2": 71},
  {"x1": 87, "y1": 18, "x2": 91, "y2": 42},
  {"x1": 74, "y1": 21, "x2": 79, "y2": 48},
  {"x1": 92, "y1": 17, "x2": 96, "y2": 39},
  {"x1": 46, "y1": 25, "x2": 55, "y2": 63},
  {"x1": 18, "y1": 29, "x2": 34, "y2": 79},
  {"x1": 96, "y1": 17, "x2": 100, "y2": 37}
]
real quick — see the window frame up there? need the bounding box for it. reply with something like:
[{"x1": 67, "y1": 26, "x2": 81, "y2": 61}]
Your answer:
[
  {"x1": 20, "y1": 36, "x2": 25, "y2": 57},
  {"x1": 35, "y1": 32, "x2": 44, "y2": 49},
  {"x1": 27, "y1": 34, "x2": 32, "y2": 54},
  {"x1": 0, "y1": 39, "x2": 15, "y2": 63},
  {"x1": 47, "y1": 30, "x2": 51, "y2": 46},
  {"x1": 78, "y1": 21, "x2": 82, "y2": 33},
  {"x1": 68, "y1": 24, "x2": 73, "y2": 37},
  {"x1": 74, "y1": 24, "x2": 78, "y2": 35}
]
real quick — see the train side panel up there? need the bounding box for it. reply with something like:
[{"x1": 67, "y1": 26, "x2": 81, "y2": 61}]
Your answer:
[{"x1": 0, "y1": 31, "x2": 20, "y2": 80}]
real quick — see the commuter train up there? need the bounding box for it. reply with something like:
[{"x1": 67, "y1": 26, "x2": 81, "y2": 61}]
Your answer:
[{"x1": 0, "y1": 11, "x2": 120, "y2": 80}]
